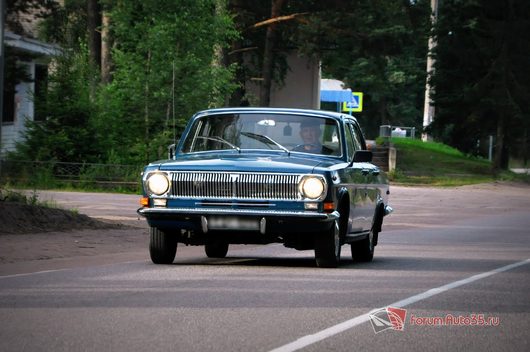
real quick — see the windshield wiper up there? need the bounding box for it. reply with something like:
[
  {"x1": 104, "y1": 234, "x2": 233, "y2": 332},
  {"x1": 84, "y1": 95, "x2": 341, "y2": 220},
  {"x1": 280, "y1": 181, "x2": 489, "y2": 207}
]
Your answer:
[
  {"x1": 241, "y1": 132, "x2": 290, "y2": 154},
  {"x1": 196, "y1": 136, "x2": 240, "y2": 153}
]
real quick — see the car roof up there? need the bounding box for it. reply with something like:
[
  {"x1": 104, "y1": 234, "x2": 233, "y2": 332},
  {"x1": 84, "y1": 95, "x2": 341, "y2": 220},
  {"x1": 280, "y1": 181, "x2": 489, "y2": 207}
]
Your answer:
[{"x1": 194, "y1": 107, "x2": 358, "y2": 124}]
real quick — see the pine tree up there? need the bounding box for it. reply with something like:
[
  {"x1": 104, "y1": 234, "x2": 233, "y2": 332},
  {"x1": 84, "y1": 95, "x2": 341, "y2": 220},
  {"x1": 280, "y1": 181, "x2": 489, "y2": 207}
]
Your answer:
[{"x1": 430, "y1": 0, "x2": 530, "y2": 169}]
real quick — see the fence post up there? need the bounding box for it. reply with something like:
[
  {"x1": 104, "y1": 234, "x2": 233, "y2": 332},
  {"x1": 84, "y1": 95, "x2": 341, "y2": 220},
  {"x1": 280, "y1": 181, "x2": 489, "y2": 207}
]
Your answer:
[{"x1": 388, "y1": 147, "x2": 397, "y2": 172}]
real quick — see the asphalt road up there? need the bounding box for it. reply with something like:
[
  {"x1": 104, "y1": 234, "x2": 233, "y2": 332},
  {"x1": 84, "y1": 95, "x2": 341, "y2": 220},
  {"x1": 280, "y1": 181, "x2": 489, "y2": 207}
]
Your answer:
[{"x1": 1, "y1": 183, "x2": 529, "y2": 352}]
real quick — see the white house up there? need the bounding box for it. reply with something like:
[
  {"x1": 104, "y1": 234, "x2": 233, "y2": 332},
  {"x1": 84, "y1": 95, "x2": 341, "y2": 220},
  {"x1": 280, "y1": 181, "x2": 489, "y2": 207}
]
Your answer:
[
  {"x1": 1, "y1": 31, "x2": 60, "y2": 155},
  {"x1": 245, "y1": 52, "x2": 321, "y2": 110}
]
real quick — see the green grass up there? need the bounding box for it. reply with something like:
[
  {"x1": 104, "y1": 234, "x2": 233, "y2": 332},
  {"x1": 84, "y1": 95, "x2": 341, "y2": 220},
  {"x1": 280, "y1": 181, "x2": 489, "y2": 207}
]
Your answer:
[
  {"x1": 0, "y1": 188, "x2": 58, "y2": 208},
  {"x1": 389, "y1": 138, "x2": 528, "y2": 186}
]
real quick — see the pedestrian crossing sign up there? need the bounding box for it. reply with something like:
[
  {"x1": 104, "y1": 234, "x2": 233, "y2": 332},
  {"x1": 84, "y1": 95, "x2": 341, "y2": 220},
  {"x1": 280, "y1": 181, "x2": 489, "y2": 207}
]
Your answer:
[{"x1": 342, "y1": 92, "x2": 363, "y2": 112}]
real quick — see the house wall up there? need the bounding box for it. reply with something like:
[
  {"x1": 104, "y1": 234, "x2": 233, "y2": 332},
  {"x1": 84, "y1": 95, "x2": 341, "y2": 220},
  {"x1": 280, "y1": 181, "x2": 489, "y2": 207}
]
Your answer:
[
  {"x1": 2, "y1": 31, "x2": 59, "y2": 156},
  {"x1": 1, "y1": 62, "x2": 35, "y2": 154},
  {"x1": 269, "y1": 54, "x2": 320, "y2": 109},
  {"x1": 246, "y1": 53, "x2": 321, "y2": 109}
]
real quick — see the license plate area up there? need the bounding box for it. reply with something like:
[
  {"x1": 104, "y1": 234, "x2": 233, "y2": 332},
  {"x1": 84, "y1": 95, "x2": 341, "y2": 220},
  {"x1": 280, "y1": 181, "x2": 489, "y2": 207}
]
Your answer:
[{"x1": 207, "y1": 216, "x2": 260, "y2": 231}]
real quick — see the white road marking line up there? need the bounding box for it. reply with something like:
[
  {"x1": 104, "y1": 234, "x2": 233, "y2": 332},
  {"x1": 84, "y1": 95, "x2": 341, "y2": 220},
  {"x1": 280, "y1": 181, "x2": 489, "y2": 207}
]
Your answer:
[
  {"x1": 0, "y1": 260, "x2": 145, "y2": 279},
  {"x1": 0, "y1": 269, "x2": 70, "y2": 279},
  {"x1": 268, "y1": 258, "x2": 530, "y2": 352}
]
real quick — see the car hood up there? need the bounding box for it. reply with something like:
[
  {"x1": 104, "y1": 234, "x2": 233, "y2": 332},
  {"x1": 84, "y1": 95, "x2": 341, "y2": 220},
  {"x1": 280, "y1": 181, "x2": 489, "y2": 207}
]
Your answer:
[{"x1": 153, "y1": 152, "x2": 336, "y2": 174}]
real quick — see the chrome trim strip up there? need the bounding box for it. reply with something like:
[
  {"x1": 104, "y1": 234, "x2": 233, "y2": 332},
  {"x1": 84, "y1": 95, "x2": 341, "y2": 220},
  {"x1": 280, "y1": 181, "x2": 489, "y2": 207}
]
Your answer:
[{"x1": 138, "y1": 207, "x2": 339, "y2": 220}]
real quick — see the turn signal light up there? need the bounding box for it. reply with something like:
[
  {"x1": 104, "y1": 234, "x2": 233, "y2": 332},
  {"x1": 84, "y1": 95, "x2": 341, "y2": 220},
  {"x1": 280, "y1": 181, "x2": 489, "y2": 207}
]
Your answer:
[
  {"x1": 323, "y1": 202, "x2": 335, "y2": 212},
  {"x1": 140, "y1": 197, "x2": 149, "y2": 207}
]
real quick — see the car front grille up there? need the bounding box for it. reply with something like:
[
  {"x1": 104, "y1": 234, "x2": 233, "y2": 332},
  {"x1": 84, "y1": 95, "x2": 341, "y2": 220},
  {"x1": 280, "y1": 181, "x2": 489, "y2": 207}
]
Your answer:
[{"x1": 170, "y1": 172, "x2": 302, "y2": 200}]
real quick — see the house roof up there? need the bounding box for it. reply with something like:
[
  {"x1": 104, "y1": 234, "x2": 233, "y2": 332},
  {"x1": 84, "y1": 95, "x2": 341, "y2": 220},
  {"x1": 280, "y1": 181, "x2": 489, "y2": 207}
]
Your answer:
[{"x1": 5, "y1": 31, "x2": 61, "y2": 56}]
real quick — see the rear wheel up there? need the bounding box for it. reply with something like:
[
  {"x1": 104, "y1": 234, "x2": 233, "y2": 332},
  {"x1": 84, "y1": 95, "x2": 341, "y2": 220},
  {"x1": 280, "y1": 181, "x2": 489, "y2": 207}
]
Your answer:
[
  {"x1": 149, "y1": 227, "x2": 177, "y2": 264},
  {"x1": 205, "y1": 238, "x2": 229, "y2": 258},
  {"x1": 351, "y1": 230, "x2": 375, "y2": 262},
  {"x1": 315, "y1": 219, "x2": 341, "y2": 268}
]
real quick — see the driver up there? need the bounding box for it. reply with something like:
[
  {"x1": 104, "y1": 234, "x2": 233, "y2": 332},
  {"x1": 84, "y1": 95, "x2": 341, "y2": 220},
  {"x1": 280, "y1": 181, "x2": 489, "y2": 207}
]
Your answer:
[{"x1": 293, "y1": 120, "x2": 323, "y2": 154}]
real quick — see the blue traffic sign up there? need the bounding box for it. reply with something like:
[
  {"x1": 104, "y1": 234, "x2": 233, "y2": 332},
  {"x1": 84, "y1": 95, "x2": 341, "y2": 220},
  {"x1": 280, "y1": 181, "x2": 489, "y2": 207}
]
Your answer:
[{"x1": 342, "y1": 92, "x2": 363, "y2": 112}]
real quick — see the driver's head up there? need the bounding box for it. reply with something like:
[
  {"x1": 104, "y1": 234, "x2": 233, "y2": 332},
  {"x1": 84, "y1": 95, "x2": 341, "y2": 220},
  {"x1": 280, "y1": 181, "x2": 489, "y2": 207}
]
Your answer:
[{"x1": 299, "y1": 120, "x2": 321, "y2": 144}]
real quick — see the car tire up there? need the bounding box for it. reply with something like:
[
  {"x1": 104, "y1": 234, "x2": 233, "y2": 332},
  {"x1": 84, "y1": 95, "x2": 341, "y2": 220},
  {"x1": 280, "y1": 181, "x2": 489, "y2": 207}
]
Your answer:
[
  {"x1": 205, "y1": 239, "x2": 229, "y2": 258},
  {"x1": 351, "y1": 230, "x2": 375, "y2": 262},
  {"x1": 149, "y1": 226, "x2": 177, "y2": 264},
  {"x1": 315, "y1": 219, "x2": 341, "y2": 268}
]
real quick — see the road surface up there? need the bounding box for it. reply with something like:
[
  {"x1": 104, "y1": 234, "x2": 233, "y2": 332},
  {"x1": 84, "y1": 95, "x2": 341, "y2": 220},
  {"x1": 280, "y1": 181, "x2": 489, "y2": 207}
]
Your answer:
[{"x1": 1, "y1": 183, "x2": 529, "y2": 352}]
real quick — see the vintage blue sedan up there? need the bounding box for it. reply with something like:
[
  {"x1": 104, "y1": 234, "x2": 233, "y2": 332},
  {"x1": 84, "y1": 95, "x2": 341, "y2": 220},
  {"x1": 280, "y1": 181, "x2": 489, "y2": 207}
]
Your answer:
[{"x1": 138, "y1": 107, "x2": 392, "y2": 268}]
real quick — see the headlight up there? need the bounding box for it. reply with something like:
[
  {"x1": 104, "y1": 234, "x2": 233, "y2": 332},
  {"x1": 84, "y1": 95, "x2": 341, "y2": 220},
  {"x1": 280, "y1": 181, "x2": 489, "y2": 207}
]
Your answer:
[
  {"x1": 299, "y1": 176, "x2": 326, "y2": 200},
  {"x1": 146, "y1": 173, "x2": 170, "y2": 195}
]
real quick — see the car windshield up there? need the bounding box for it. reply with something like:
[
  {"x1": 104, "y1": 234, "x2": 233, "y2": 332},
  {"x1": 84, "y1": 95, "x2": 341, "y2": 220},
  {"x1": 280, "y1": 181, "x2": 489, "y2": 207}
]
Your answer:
[{"x1": 180, "y1": 113, "x2": 342, "y2": 156}]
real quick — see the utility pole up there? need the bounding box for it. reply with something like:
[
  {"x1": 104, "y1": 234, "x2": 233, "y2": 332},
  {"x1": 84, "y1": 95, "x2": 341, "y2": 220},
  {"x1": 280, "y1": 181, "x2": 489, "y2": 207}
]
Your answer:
[
  {"x1": 422, "y1": 0, "x2": 439, "y2": 141},
  {"x1": 0, "y1": 0, "x2": 5, "y2": 171}
]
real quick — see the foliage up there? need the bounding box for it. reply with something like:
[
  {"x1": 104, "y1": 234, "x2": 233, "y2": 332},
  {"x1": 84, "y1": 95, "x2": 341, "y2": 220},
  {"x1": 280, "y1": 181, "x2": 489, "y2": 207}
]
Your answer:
[
  {"x1": 7, "y1": 0, "x2": 530, "y2": 188},
  {"x1": 429, "y1": 0, "x2": 530, "y2": 169},
  {"x1": 13, "y1": 0, "x2": 238, "y2": 166},
  {"x1": 5, "y1": 0, "x2": 60, "y2": 35},
  {"x1": 92, "y1": 0, "x2": 238, "y2": 164},
  {"x1": 295, "y1": 0, "x2": 431, "y2": 139},
  {"x1": 12, "y1": 45, "x2": 98, "y2": 163}
]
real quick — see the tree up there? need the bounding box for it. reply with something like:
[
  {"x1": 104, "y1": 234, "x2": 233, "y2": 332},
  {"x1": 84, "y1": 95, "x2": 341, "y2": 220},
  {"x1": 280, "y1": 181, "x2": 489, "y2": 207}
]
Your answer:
[
  {"x1": 13, "y1": 48, "x2": 98, "y2": 163},
  {"x1": 430, "y1": 0, "x2": 530, "y2": 169},
  {"x1": 295, "y1": 0, "x2": 431, "y2": 138},
  {"x1": 5, "y1": 0, "x2": 59, "y2": 35},
  {"x1": 87, "y1": 0, "x2": 101, "y2": 73},
  {"x1": 94, "y1": 0, "x2": 238, "y2": 163},
  {"x1": 259, "y1": 0, "x2": 286, "y2": 106},
  {"x1": 15, "y1": 0, "x2": 238, "y2": 165}
]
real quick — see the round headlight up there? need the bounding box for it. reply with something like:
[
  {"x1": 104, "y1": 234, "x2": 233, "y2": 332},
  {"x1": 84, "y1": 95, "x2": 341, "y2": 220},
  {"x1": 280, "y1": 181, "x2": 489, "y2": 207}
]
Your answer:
[
  {"x1": 147, "y1": 173, "x2": 170, "y2": 195},
  {"x1": 300, "y1": 176, "x2": 326, "y2": 200}
]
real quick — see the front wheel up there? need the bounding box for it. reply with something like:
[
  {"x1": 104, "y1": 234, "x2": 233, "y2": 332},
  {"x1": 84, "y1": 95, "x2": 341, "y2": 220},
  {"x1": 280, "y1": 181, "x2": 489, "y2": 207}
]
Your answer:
[
  {"x1": 351, "y1": 230, "x2": 375, "y2": 262},
  {"x1": 315, "y1": 219, "x2": 341, "y2": 268},
  {"x1": 149, "y1": 227, "x2": 177, "y2": 264}
]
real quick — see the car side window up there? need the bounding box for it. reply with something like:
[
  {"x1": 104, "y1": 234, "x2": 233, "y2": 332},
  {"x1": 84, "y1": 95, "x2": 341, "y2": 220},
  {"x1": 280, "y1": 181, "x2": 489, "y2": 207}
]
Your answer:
[
  {"x1": 345, "y1": 123, "x2": 356, "y2": 162},
  {"x1": 350, "y1": 123, "x2": 363, "y2": 151}
]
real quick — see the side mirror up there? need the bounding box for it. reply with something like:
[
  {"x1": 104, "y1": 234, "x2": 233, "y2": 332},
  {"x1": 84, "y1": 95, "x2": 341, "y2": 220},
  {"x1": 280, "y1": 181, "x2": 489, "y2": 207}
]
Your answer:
[
  {"x1": 352, "y1": 150, "x2": 372, "y2": 163},
  {"x1": 167, "y1": 144, "x2": 176, "y2": 159}
]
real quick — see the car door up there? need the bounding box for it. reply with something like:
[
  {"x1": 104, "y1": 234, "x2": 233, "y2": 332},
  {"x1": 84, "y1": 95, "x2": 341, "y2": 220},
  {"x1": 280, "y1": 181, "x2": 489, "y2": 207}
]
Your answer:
[
  {"x1": 350, "y1": 123, "x2": 380, "y2": 231},
  {"x1": 341, "y1": 121, "x2": 371, "y2": 233}
]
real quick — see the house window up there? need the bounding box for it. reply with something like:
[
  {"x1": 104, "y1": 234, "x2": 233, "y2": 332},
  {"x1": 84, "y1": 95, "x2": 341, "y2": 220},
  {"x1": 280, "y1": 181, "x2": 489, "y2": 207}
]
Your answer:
[
  {"x1": 2, "y1": 87, "x2": 15, "y2": 124},
  {"x1": 34, "y1": 64, "x2": 48, "y2": 122}
]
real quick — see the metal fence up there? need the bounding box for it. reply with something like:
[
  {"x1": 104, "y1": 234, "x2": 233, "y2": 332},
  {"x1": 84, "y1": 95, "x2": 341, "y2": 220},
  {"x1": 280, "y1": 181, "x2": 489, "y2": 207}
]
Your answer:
[{"x1": 0, "y1": 159, "x2": 142, "y2": 190}]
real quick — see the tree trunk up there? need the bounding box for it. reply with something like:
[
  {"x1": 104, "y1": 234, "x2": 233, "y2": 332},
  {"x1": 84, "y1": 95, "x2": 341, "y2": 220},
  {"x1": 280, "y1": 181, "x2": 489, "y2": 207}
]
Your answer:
[
  {"x1": 101, "y1": 10, "x2": 112, "y2": 84},
  {"x1": 378, "y1": 97, "x2": 388, "y2": 126},
  {"x1": 227, "y1": 0, "x2": 249, "y2": 106},
  {"x1": 259, "y1": 0, "x2": 286, "y2": 107},
  {"x1": 493, "y1": 113, "x2": 508, "y2": 171},
  {"x1": 227, "y1": 40, "x2": 248, "y2": 106},
  {"x1": 144, "y1": 50, "x2": 151, "y2": 163},
  {"x1": 87, "y1": 0, "x2": 101, "y2": 72}
]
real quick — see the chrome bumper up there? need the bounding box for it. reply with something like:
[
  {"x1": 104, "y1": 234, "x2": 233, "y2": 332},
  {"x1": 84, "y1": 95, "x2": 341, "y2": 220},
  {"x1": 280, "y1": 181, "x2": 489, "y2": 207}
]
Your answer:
[{"x1": 137, "y1": 207, "x2": 340, "y2": 220}]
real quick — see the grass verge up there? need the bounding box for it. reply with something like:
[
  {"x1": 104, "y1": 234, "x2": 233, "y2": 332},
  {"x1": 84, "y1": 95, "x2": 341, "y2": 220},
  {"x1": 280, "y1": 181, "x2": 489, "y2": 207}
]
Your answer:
[{"x1": 389, "y1": 138, "x2": 529, "y2": 186}]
